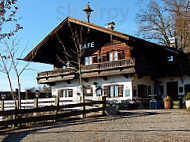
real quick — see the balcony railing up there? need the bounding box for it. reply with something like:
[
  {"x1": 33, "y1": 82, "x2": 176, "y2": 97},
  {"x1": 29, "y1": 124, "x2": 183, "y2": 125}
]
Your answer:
[
  {"x1": 81, "y1": 59, "x2": 135, "y2": 71},
  {"x1": 38, "y1": 59, "x2": 135, "y2": 78}
]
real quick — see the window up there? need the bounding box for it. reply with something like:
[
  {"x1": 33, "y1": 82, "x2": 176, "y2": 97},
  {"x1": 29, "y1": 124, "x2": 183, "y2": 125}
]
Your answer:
[
  {"x1": 114, "y1": 52, "x2": 118, "y2": 61},
  {"x1": 85, "y1": 85, "x2": 93, "y2": 96},
  {"x1": 109, "y1": 52, "x2": 118, "y2": 61},
  {"x1": 104, "y1": 85, "x2": 123, "y2": 97},
  {"x1": 85, "y1": 56, "x2": 92, "y2": 65},
  {"x1": 168, "y1": 56, "x2": 174, "y2": 62},
  {"x1": 59, "y1": 89, "x2": 73, "y2": 97},
  {"x1": 109, "y1": 53, "x2": 113, "y2": 61}
]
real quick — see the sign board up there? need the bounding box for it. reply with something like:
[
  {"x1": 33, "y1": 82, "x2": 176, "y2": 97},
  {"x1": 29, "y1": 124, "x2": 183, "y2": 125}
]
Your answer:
[{"x1": 125, "y1": 89, "x2": 130, "y2": 97}]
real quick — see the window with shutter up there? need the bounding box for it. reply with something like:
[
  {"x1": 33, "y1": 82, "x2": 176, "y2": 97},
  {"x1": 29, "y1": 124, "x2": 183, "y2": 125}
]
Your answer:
[
  {"x1": 58, "y1": 89, "x2": 73, "y2": 97},
  {"x1": 104, "y1": 85, "x2": 124, "y2": 98}
]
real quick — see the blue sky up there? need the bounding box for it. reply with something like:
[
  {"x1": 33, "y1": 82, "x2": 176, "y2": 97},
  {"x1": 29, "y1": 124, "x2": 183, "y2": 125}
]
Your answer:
[{"x1": 0, "y1": 0, "x2": 147, "y2": 91}]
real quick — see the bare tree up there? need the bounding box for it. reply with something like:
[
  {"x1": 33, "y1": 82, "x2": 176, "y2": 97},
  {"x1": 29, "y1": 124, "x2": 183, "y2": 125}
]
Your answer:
[
  {"x1": 0, "y1": 0, "x2": 22, "y2": 40},
  {"x1": 0, "y1": 38, "x2": 29, "y2": 109},
  {"x1": 55, "y1": 23, "x2": 90, "y2": 117},
  {"x1": 137, "y1": 0, "x2": 190, "y2": 52},
  {"x1": 0, "y1": 50, "x2": 15, "y2": 100}
]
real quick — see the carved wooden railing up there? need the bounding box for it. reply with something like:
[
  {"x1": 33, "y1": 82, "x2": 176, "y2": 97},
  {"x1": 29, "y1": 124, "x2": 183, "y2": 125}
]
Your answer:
[
  {"x1": 38, "y1": 59, "x2": 135, "y2": 78},
  {"x1": 38, "y1": 68, "x2": 76, "y2": 78},
  {"x1": 82, "y1": 59, "x2": 135, "y2": 71}
]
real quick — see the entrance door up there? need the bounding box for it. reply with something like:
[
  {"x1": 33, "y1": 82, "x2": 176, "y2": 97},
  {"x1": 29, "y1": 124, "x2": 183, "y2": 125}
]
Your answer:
[
  {"x1": 167, "y1": 82, "x2": 178, "y2": 100},
  {"x1": 185, "y1": 84, "x2": 190, "y2": 96}
]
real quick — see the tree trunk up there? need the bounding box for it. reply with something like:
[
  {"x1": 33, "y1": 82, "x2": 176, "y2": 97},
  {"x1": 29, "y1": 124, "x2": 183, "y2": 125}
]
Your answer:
[
  {"x1": 78, "y1": 56, "x2": 86, "y2": 118},
  {"x1": 17, "y1": 76, "x2": 21, "y2": 109}
]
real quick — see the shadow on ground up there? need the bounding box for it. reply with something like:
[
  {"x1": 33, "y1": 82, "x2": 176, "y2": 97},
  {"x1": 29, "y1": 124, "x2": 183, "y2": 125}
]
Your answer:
[{"x1": 1, "y1": 110, "x2": 171, "y2": 142}]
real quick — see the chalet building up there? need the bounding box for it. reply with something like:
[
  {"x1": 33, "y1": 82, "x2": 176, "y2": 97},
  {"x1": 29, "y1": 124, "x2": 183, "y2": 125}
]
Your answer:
[{"x1": 24, "y1": 16, "x2": 190, "y2": 102}]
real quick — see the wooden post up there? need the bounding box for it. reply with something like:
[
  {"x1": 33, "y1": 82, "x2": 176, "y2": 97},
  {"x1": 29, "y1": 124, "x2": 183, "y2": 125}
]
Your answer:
[
  {"x1": 15, "y1": 100, "x2": 19, "y2": 109},
  {"x1": 54, "y1": 97, "x2": 59, "y2": 122},
  {"x1": 34, "y1": 98, "x2": 38, "y2": 109},
  {"x1": 1, "y1": 100, "x2": 4, "y2": 111},
  {"x1": 80, "y1": 96, "x2": 86, "y2": 118},
  {"x1": 13, "y1": 100, "x2": 19, "y2": 127},
  {"x1": 102, "y1": 96, "x2": 106, "y2": 116}
]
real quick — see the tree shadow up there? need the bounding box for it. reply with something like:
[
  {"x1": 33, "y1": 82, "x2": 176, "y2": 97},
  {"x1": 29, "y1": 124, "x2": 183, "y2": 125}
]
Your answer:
[
  {"x1": 1, "y1": 110, "x2": 171, "y2": 142},
  {"x1": 120, "y1": 110, "x2": 171, "y2": 118}
]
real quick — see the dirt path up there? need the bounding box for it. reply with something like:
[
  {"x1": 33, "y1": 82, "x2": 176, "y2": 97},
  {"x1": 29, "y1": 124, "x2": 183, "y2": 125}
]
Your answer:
[{"x1": 1, "y1": 109, "x2": 190, "y2": 142}]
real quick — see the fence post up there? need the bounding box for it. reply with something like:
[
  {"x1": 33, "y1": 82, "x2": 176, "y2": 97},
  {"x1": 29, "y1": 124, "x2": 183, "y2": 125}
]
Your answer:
[
  {"x1": 34, "y1": 98, "x2": 38, "y2": 109},
  {"x1": 54, "y1": 97, "x2": 59, "y2": 122},
  {"x1": 13, "y1": 100, "x2": 19, "y2": 127},
  {"x1": 102, "y1": 96, "x2": 107, "y2": 116},
  {"x1": 1, "y1": 100, "x2": 4, "y2": 111}
]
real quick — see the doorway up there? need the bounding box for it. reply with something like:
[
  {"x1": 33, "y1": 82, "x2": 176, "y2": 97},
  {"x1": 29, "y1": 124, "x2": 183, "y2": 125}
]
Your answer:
[
  {"x1": 167, "y1": 81, "x2": 178, "y2": 100},
  {"x1": 185, "y1": 84, "x2": 190, "y2": 96}
]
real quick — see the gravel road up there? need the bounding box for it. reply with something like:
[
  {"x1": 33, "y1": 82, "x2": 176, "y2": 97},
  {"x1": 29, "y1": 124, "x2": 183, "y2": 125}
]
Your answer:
[{"x1": 1, "y1": 109, "x2": 190, "y2": 142}]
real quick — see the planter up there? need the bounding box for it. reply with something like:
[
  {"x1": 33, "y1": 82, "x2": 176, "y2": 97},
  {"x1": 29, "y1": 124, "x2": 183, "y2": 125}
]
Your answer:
[
  {"x1": 185, "y1": 100, "x2": 190, "y2": 109},
  {"x1": 164, "y1": 101, "x2": 171, "y2": 109}
]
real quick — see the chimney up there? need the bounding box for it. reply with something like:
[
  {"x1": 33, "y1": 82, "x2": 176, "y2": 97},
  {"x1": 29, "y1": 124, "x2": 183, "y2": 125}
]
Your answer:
[
  {"x1": 106, "y1": 22, "x2": 115, "y2": 42},
  {"x1": 169, "y1": 37, "x2": 177, "y2": 48},
  {"x1": 106, "y1": 22, "x2": 115, "y2": 30}
]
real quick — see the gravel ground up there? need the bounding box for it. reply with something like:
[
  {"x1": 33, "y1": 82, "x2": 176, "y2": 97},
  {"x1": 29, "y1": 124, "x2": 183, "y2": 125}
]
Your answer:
[{"x1": 1, "y1": 109, "x2": 190, "y2": 142}]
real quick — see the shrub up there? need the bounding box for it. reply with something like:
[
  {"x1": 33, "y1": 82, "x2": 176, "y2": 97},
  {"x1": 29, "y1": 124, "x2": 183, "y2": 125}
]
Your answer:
[
  {"x1": 163, "y1": 96, "x2": 172, "y2": 102},
  {"x1": 185, "y1": 92, "x2": 190, "y2": 100}
]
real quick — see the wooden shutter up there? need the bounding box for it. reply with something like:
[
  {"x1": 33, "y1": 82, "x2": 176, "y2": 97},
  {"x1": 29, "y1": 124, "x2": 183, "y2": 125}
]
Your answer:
[
  {"x1": 92, "y1": 55, "x2": 98, "y2": 63},
  {"x1": 104, "y1": 86, "x2": 110, "y2": 97},
  {"x1": 102, "y1": 54, "x2": 107, "y2": 62},
  {"x1": 118, "y1": 85, "x2": 123, "y2": 97},
  {"x1": 58, "y1": 90, "x2": 62, "y2": 97},
  {"x1": 106, "y1": 52, "x2": 110, "y2": 61},
  {"x1": 69, "y1": 89, "x2": 73, "y2": 97},
  {"x1": 118, "y1": 50, "x2": 124, "y2": 60}
]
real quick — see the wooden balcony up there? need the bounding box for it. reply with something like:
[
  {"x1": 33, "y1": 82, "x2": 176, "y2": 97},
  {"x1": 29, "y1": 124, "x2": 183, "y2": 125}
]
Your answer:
[
  {"x1": 37, "y1": 59, "x2": 135, "y2": 84},
  {"x1": 81, "y1": 59, "x2": 135, "y2": 72}
]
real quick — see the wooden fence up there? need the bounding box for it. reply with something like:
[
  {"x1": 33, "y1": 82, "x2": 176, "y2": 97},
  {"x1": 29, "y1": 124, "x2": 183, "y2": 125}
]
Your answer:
[
  {"x1": 0, "y1": 97, "x2": 106, "y2": 127},
  {"x1": 0, "y1": 97, "x2": 80, "y2": 111}
]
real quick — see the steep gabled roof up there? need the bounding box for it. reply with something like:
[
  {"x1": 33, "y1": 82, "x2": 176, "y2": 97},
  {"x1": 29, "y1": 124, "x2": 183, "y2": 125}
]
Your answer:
[
  {"x1": 24, "y1": 16, "x2": 181, "y2": 63},
  {"x1": 24, "y1": 17, "x2": 132, "y2": 62}
]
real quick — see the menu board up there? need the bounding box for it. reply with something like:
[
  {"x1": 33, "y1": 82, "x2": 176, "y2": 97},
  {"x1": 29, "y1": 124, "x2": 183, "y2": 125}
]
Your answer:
[{"x1": 125, "y1": 89, "x2": 130, "y2": 97}]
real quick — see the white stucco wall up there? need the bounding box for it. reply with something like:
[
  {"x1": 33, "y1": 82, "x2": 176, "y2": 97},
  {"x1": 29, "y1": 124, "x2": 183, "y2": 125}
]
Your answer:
[
  {"x1": 52, "y1": 75, "x2": 133, "y2": 101},
  {"x1": 158, "y1": 75, "x2": 190, "y2": 98}
]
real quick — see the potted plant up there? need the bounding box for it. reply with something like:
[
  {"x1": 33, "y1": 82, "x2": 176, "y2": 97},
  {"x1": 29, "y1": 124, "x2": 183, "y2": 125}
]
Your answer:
[
  {"x1": 163, "y1": 96, "x2": 172, "y2": 109},
  {"x1": 185, "y1": 92, "x2": 190, "y2": 109}
]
